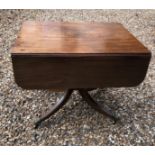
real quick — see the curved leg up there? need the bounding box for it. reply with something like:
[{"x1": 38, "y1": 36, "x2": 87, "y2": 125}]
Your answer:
[
  {"x1": 79, "y1": 89, "x2": 118, "y2": 123},
  {"x1": 35, "y1": 89, "x2": 73, "y2": 128}
]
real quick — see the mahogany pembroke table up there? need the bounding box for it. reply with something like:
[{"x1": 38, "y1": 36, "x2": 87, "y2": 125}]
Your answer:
[{"x1": 11, "y1": 22, "x2": 151, "y2": 128}]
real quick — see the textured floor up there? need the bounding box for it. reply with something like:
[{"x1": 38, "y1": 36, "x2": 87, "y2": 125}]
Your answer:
[{"x1": 0, "y1": 10, "x2": 155, "y2": 145}]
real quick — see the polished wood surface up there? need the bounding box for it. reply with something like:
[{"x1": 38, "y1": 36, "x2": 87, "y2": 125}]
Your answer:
[
  {"x1": 11, "y1": 21, "x2": 149, "y2": 55},
  {"x1": 11, "y1": 21, "x2": 151, "y2": 89}
]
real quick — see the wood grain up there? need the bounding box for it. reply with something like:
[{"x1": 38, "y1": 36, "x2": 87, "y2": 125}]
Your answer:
[
  {"x1": 11, "y1": 21, "x2": 151, "y2": 89},
  {"x1": 11, "y1": 21, "x2": 149, "y2": 55}
]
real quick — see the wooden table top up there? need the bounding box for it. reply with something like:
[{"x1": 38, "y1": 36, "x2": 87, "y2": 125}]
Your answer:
[{"x1": 11, "y1": 21, "x2": 149, "y2": 56}]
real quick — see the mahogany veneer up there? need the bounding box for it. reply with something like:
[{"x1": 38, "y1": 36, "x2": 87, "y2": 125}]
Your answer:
[{"x1": 11, "y1": 21, "x2": 151, "y2": 89}]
